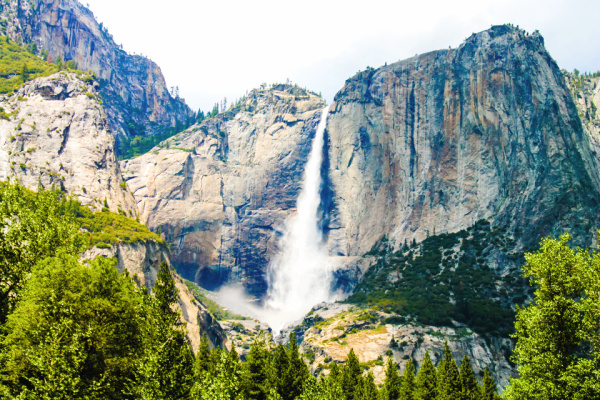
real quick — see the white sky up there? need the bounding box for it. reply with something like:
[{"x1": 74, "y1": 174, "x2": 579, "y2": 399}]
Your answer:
[{"x1": 83, "y1": 0, "x2": 600, "y2": 112}]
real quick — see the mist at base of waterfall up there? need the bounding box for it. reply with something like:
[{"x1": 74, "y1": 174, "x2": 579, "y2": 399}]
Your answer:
[{"x1": 212, "y1": 106, "x2": 338, "y2": 334}]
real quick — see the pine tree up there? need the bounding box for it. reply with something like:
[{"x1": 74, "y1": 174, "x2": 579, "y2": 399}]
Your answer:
[
  {"x1": 504, "y1": 233, "x2": 600, "y2": 400},
  {"x1": 191, "y1": 348, "x2": 243, "y2": 400},
  {"x1": 356, "y1": 371, "x2": 378, "y2": 400},
  {"x1": 399, "y1": 358, "x2": 416, "y2": 400},
  {"x1": 287, "y1": 332, "x2": 309, "y2": 400},
  {"x1": 480, "y1": 368, "x2": 499, "y2": 400},
  {"x1": 415, "y1": 351, "x2": 436, "y2": 400},
  {"x1": 195, "y1": 333, "x2": 213, "y2": 376},
  {"x1": 269, "y1": 344, "x2": 290, "y2": 399},
  {"x1": 330, "y1": 362, "x2": 341, "y2": 383},
  {"x1": 133, "y1": 262, "x2": 194, "y2": 399},
  {"x1": 341, "y1": 348, "x2": 363, "y2": 400},
  {"x1": 242, "y1": 333, "x2": 270, "y2": 400},
  {"x1": 381, "y1": 357, "x2": 401, "y2": 400},
  {"x1": 436, "y1": 343, "x2": 461, "y2": 400},
  {"x1": 459, "y1": 355, "x2": 479, "y2": 400}
]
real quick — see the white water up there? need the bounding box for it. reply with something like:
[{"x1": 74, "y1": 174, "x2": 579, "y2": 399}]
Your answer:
[
  {"x1": 212, "y1": 106, "x2": 336, "y2": 334},
  {"x1": 261, "y1": 105, "x2": 334, "y2": 332}
]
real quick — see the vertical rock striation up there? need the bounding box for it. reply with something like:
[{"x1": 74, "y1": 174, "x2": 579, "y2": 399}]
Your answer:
[
  {"x1": 122, "y1": 86, "x2": 327, "y2": 297},
  {"x1": 325, "y1": 25, "x2": 600, "y2": 260}
]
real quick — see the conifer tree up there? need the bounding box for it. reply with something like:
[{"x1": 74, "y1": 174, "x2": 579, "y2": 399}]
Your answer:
[
  {"x1": 436, "y1": 343, "x2": 461, "y2": 400},
  {"x1": 242, "y1": 333, "x2": 270, "y2": 400},
  {"x1": 356, "y1": 371, "x2": 378, "y2": 400},
  {"x1": 459, "y1": 355, "x2": 479, "y2": 400},
  {"x1": 341, "y1": 348, "x2": 363, "y2": 400},
  {"x1": 399, "y1": 358, "x2": 416, "y2": 400},
  {"x1": 330, "y1": 362, "x2": 341, "y2": 383},
  {"x1": 480, "y1": 368, "x2": 499, "y2": 400},
  {"x1": 287, "y1": 332, "x2": 309, "y2": 400},
  {"x1": 191, "y1": 348, "x2": 243, "y2": 400},
  {"x1": 133, "y1": 262, "x2": 194, "y2": 399},
  {"x1": 504, "y1": 233, "x2": 600, "y2": 400},
  {"x1": 415, "y1": 351, "x2": 436, "y2": 400},
  {"x1": 195, "y1": 333, "x2": 213, "y2": 376},
  {"x1": 269, "y1": 344, "x2": 290, "y2": 399},
  {"x1": 381, "y1": 357, "x2": 401, "y2": 400}
]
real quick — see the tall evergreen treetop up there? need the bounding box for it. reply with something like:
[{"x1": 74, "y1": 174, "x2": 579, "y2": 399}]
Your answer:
[
  {"x1": 381, "y1": 357, "x2": 401, "y2": 400},
  {"x1": 415, "y1": 351, "x2": 436, "y2": 400},
  {"x1": 436, "y1": 343, "x2": 461, "y2": 400},
  {"x1": 458, "y1": 355, "x2": 479, "y2": 400},
  {"x1": 399, "y1": 358, "x2": 416, "y2": 400},
  {"x1": 341, "y1": 348, "x2": 363, "y2": 400}
]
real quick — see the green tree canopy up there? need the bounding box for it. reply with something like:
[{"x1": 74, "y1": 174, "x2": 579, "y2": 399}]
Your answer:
[
  {"x1": 505, "y1": 233, "x2": 600, "y2": 400},
  {"x1": 0, "y1": 255, "x2": 144, "y2": 399},
  {"x1": 415, "y1": 351, "x2": 436, "y2": 400},
  {"x1": 0, "y1": 183, "x2": 85, "y2": 324}
]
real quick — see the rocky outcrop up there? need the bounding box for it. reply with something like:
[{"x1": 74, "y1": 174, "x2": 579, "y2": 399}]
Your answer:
[
  {"x1": 324, "y1": 25, "x2": 600, "y2": 260},
  {"x1": 0, "y1": 71, "x2": 136, "y2": 214},
  {"x1": 0, "y1": 0, "x2": 193, "y2": 143},
  {"x1": 298, "y1": 304, "x2": 514, "y2": 390},
  {"x1": 566, "y1": 73, "x2": 600, "y2": 183},
  {"x1": 124, "y1": 26, "x2": 600, "y2": 301},
  {"x1": 0, "y1": 72, "x2": 226, "y2": 350},
  {"x1": 122, "y1": 86, "x2": 337, "y2": 297},
  {"x1": 83, "y1": 241, "x2": 227, "y2": 351}
]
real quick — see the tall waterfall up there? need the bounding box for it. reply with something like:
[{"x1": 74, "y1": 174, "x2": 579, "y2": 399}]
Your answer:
[{"x1": 262, "y1": 105, "x2": 333, "y2": 333}]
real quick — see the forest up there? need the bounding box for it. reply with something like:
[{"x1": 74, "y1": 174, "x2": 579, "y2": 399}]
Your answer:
[{"x1": 0, "y1": 180, "x2": 598, "y2": 399}]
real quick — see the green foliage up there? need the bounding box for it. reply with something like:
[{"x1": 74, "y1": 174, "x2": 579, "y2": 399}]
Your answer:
[
  {"x1": 458, "y1": 355, "x2": 479, "y2": 400},
  {"x1": 129, "y1": 262, "x2": 194, "y2": 399},
  {"x1": 191, "y1": 348, "x2": 243, "y2": 400},
  {"x1": 117, "y1": 123, "x2": 187, "y2": 160},
  {"x1": 0, "y1": 37, "x2": 88, "y2": 94},
  {"x1": 0, "y1": 182, "x2": 85, "y2": 324},
  {"x1": 0, "y1": 255, "x2": 146, "y2": 399},
  {"x1": 381, "y1": 357, "x2": 401, "y2": 400},
  {"x1": 355, "y1": 371, "x2": 378, "y2": 400},
  {"x1": 61, "y1": 199, "x2": 163, "y2": 248},
  {"x1": 399, "y1": 358, "x2": 416, "y2": 400},
  {"x1": 347, "y1": 220, "x2": 522, "y2": 337},
  {"x1": 415, "y1": 352, "x2": 436, "y2": 400},
  {"x1": 436, "y1": 342, "x2": 461, "y2": 400},
  {"x1": 241, "y1": 334, "x2": 270, "y2": 400},
  {"x1": 504, "y1": 233, "x2": 600, "y2": 400},
  {"x1": 184, "y1": 279, "x2": 248, "y2": 320},
  {"x1": 340, "y1": 348, "x2": 363, "y2": 400},
  {"x1": 480, "y1": 368, "x2": 499, "y2": 400}
]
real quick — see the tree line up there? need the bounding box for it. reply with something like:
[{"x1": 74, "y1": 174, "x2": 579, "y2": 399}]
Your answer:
[{"x1": 0, "y1": 181, "x2": 599, "y2": 398}]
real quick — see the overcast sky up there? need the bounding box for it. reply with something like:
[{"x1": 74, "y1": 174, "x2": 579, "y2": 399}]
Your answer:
[{"x1": 83, "y1": 0, "x2": 600, "y2": 112}]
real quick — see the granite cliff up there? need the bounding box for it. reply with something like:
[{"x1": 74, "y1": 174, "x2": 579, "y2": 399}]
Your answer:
[
  {"x1": 123, "y1": 26, "x2": 600, "y2": 304},
  {"x1": 0, "y1": 71, "x2": 136, "y2": 214},
  {"x1": 324, "y1": 25, "x2": 600, "y2": 261},
  {"x1": 0, "y1": 0, "x2": 193, "y2": 147},
  {"x1": 0, "y1": 71, "x2": 225, "y2": 350},
  {"x1": 120, "y1": 86, "x2": 368, "y2": 298}
]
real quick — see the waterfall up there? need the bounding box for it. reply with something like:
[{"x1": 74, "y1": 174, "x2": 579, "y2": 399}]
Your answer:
[
  {"x1": 211, "y1": 105, "x2": 335, "y2": 333},
  {"x1": 262, "y1": 105, "x2": 333, "y2": 333}
]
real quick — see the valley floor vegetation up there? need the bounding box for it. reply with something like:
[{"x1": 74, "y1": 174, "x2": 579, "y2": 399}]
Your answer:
[{"x1": 0, "y1": 180, "x2": 598, "y2": 399}]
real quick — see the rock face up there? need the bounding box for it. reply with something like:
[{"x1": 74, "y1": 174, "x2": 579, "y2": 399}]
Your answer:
[
  {"x1": 0, "y1": 72, "x2": 136, "y2": 214},
  {"x1": 298, "y1": 304, "x2": 514, "y2": 390},
  {"x1": 324, "y1": 25, "x2": 600, "y2": 260},
  {"x1": 566, "y1": 73, "x2": 600, "y2": 180},
  {"x1": 122, "y1": 86, "x2": 341, "y2": 297},
  {"x1": 0, "y1": 0, "x2": 193, "y2": 142},
  {"x1": 83, "y1": 241, "x2": 227, "y2": 351},
  {"x1": 124, "y1": 26, "x2": 600, "y2": 301},
  {"x1": 0, "y1": 72, "x2": 227, "y2": 351}
]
